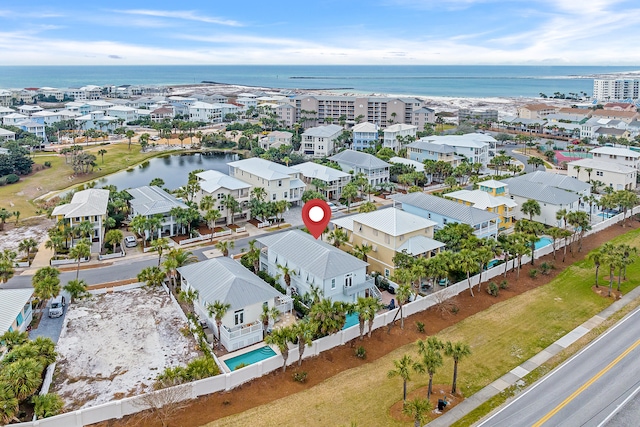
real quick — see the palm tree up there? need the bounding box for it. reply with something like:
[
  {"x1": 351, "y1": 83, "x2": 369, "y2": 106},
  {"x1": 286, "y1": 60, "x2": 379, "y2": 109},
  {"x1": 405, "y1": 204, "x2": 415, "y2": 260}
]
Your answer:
[
  {"x1": 32, "y1": 267, "x2": 61, "y2": 307},
  {"x1": 265, "y1": 326, "x2": 294, "y2": 372},
  {"x1": 277, "y1": 264, "x2": 297, "y2": 290},
  {"x1": 44, "y1": 234, "x2": 64, "y2": 258},
  {"x1": 137, "y1": 266, "x2": 166, "y2": 287},
  {"x1": 251, "y1": 186, "x2": 267, "y2": 203},
  {"x1": 18, "y1": 238, "x2": 38, "y2": 266},
  {"x1": 221, "y1": 194, "x2": 241, "y2": 225},
  {"x1": 104, "y1": 229, "x2": 123, "y2": 254},
  {"x1": 521, "y1": 199, "x2": 541, "y2": 221},
  {"x1": 292, "y1": 320, "x2": 315, "y2": 366},
  {"x1": 0, "y1": 250, "x2": 16, "y2": 283},
  {"x1": 207, "y1": 300, "x2": 231, "y2": 350},
  {"x1": 98, "y1": 148, "x2": 107, "y2": 164},
  {"x1": 0, "y1": 384, "x2": 19, "y2": 424},
  {"x1": 309, "y1": 298, "x2": 348, "y2": 336},
  {"x1": 32, "y1": 393, "x2": 64, "y2": 419},
  {"x1": 417, "y1": 337, "x2": 444, "y2": 400},
  {"x1": 125, "y1": 129, "x2": 135, "y2": 150},
  {"x1": 246, "y1": 239, "x2": 261, "y2": 273},
  {"x1": 387, "y1": 354, "x2": 420, "y2": 402},
  {"x1": 0, "y1": 208, "x2": 13, "y2": 230},
  {"x1": 215, "y1": 240, "x2": 235, "y2": 257},
  {"x1": 402, "y1": 397, "x2": 432, "y2": 427},
  {"x1": 456, "y1": 248, "x2": 479, "y2": 297},
  {"x1": 69, "y1": 239, "x2": 91, "y2": 280},
  {"x1": 0, "y1": 330, "x2": 28, "y2": 352},
  {"x1": 204, "y1": 209, "x2": 222, "y2": 241},
  {"x1": 150, "y1": 237, "x2": 170, "y2": 266},
  {"x1": 356, "y1": 296, "x2": 383, "y2": 340},
  {"x1": 327, "y1": 228, "x2": 348, "y2": 248},
  {"x1": 63, "y1": 279, "x2": 89, "y2": 301},
  {"x1": 352, "y1": 243, "x2": 372, "y2": 262},
  {"x1": 342, "y1": 183, "x2": 358, "y2": 213},
  {"x1": 444, "y1": 341, "x2": 472, "y2": 394},
  {"x1": 396, "y1": 283, "x2": 412, "y2": 329},
  {"x1": 74, "y1": 220, "x2": 94, "y2": 241},
  {"x1": 163, "y1": 248, "x2": 197, "y2": 288},
  {"x1": 0, "y1": 358, "x2": 43, "y2": 401}
]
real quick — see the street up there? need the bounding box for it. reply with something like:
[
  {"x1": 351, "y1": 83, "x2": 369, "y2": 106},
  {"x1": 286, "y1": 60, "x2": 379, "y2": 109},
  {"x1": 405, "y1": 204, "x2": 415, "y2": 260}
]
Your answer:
[{"x1": 478, "y1": 306, "x2": 640, "y2": 427}]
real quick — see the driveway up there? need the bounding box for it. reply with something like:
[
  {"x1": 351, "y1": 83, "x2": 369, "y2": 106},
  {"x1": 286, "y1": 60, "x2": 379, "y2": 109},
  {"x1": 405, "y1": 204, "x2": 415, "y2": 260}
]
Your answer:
[{"x1": 29, "y1": 291, "x2": 70, "y2": 343}]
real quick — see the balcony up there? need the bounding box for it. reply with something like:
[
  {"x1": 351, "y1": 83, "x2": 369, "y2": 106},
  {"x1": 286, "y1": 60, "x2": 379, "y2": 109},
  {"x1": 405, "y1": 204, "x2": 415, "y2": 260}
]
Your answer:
[{"x1": 343, "y1": 277, "x2": 375, "y2": 296}]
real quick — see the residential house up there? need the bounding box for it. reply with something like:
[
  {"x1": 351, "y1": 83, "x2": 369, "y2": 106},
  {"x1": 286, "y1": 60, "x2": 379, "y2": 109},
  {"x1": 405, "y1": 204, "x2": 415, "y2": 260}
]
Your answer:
[
  {"x1": 446, "y1": 180, "x2": 518, "y2": 232},
  {"x1": 291, "y1": 161, "x2": 352, "y2": 200},
  {"x1": 569, "y1": 159, "x2": 637, "y2": 191},
  {"x1": 2, "y1": 113, "x2": 29, "y2": 126},
  {"x1": 259, "y1": 131, "x2": 293, "y2": 150},
  {"x1": 382, "y1": 123, "x2": 418, "y2": 152},
  {"x1": 388, "y1": 157, "x2": 425, "y2": 173},
  {"x1": 410, "y1": 133, "x2": 494, "y2": 166},
  {"x1": 228, "y1": 158, "x2": 306, "y2": 204},
  {"x1": 351, "y1": 122, "x2": 379, "y2": 151},
  {"x1": 0, "y1": 90, "x2": 12, "y2": 107},
  {"x1": 603, "y1": 102, "x2": 637, "y2": 112},
  {"x1": 391, "y1": 192, "x2": 500, "y2": 239},
  {"x1": 86, "y1": 100, "x2": 116, "y2": 112},
  {"x1": 106, "y1": 106, "x2": 138, "y2": 123},
  {"x1": 149, "y1": 106, "x2": 175, "y2": 123},
  {"x1": 17, "y1": 105, "x2": 44, "y2": 116},
  {"x1": 594, "y1": 127, "x2": 631, "y2": 141},
  {"x1": 590, "y1": 146, "x2": 640, "y2": 170},
  {"x1": 405, "y1": 140, "x2": 463, "y2": 167},
  {"x1": 301, "y1": 124, "x2": 343, "y2": 158},
  {"x1": 0, "y1": 106, "x2": 15, "y2": 118},
  {"x1": 16, "y1": 121, "x2": 46, "y2": 141},
  {"x1": 0, "y1": 289, "x2": 34, "y2": 337},
  {"x1": 193, "y1": 170, "x2": 251, "y2": 223},
  {"x1": 51, "y1": 188, "x2": 110, "y2": 248},
  {"x1": 31, "y1": 110, "x2": 79, "y2": 126},
  {"x1": 517, "y1": 103, "x2": 558, "y2": 119},
  {"x1": 590, "y1": 109, "x2": 639, "y2": 124},
  {"x1": 0, "y1": 128, "x2": 16, "y2": 141},
  {"x1": 274, "y1": 103, "x2": 296, "y2": 127},
  {"x1": 256, "y1": 230, "x2": 375, "y2": 303},
  {"x1": 329, "y1": 149, "x2": 390, "y2": 186},
  {"x1": 188, "y1": 101, "x2": 222, "y2": 123},
  {"x1": 178, "y1": 257, "x2": 286, "y2": 351},
  {"x1": 331, "y1": 208, "x2": 444, "y2": 278},
  {"x1": 412, "y1": 107, "x2": 435, "y2": 129},
  {"x1": 508, "y1": 170, "x2": 591, "y2": 198},
  {"x1": 126, "y1": 186, "x2": 189, "y2": 238},
  {"x1": 458, "y1": 108, "x2": 498, "y2": 124},
  {"x1": 580, "y1": 117, "x2": 628, "y2": 140}
]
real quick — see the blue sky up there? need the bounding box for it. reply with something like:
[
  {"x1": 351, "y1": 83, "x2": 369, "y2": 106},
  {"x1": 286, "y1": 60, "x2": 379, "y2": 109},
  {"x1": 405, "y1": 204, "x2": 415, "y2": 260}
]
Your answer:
[{"x1": 1, "y1": 0, "x2": 640, "y2": 65}]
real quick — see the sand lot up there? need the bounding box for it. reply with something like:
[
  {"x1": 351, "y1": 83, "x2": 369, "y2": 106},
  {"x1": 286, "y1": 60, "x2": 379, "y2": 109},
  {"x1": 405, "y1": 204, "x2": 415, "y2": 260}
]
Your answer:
[{"x1": 53, "y1": 286, "x2": 201, "y2": 410}]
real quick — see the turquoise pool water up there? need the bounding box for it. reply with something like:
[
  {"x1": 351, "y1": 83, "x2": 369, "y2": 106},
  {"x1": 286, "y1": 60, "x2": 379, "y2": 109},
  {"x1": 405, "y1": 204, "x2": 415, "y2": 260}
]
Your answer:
[
  {"x1": 224, "y1": 346, "x2": 277, "y2": 371},
  {"x1": 535, "y1": 237, "x2": 553, "y2": 250},
  {"x1": 487, "y1": 259, "x2": 500, "y2": 269},
  {"x1": 344, "y1": 312, "x2": 359, "y2": 330}
]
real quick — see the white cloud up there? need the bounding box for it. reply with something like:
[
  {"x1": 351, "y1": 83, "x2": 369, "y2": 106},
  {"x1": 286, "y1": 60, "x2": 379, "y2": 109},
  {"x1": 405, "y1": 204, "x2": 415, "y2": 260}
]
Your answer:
[{"x1": 114, "y1": 9, "x2": 243, "y2": 27}]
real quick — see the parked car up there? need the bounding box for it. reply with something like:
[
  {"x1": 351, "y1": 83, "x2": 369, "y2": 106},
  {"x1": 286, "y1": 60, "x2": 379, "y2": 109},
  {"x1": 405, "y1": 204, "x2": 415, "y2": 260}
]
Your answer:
[
  {"x1": 327, "y1": 202, "x2": 339, "y2": 212},
  {"x1": 150, "y1": 135, "x2": 160, "y2": 141},
  {"x1": 124, "y1": 236, "x2": 137, "y2": 248},
  {"x1": 49, "y1": 295, "x2": 66, "y2": 318}
]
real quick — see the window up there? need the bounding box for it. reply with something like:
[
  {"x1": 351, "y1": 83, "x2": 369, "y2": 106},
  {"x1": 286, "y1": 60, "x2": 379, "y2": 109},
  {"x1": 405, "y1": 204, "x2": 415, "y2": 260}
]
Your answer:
[
  {"x1": 384, "y1": 268, "x2": 390, "y2": 278},
  {"x1": 373, "y1": 230, "x2": 378, "y2": 236},
  {"x1": 344, "y1": 273, "x2": 353, "y2": 288},
  {"x1": 278, "y1": 180, "x2": 282, "y2": 187},
  {"x1": 272, "y1": 193, "x2": 277, "y2": 201},
  {"x1": 385, "y1": 234, "x2": 390, "y2": 244},
  {"x1": 596, "y1": 171, "x2": 604, "y2": 176},
  {"x1": 234, "y1": 309, "x2": 244, "y2": 326},
  {"x1": 331, "y1": 278, "x2": 336, "y2": 289}
]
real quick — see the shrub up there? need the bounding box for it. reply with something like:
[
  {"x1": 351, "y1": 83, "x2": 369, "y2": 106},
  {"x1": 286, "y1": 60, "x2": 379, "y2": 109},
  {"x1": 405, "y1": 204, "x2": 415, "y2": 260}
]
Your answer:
[
  {"x1": 6, "y1": 174, "x2": 19, "y2": 184},
  {"x1": 234, "y1": 363, "x2": 248, "y2": 371},
  {"x1": 293, "y1": 371, "x2": 308, "y2": 383},
  {"x1": 43, "y1": 161, "x2": 52, "y2": 168},
  {"x1": 529, "y1": 269, "x2": 538, "y2": 278},
  {"x1": 487, "y1": 282, "x2": 499, "y2": 297},
  {"x1": 451, "y1": 305, "x2": 459, "y2": 314},
  {"x1": 416, "y1": 321, "x2": 425, "y2": 333},
  {"x1": 540, "y1": 262, "x2": 553, "y2": 275},
  {"x1": 499, "y1": 280, "x2": 509, "y2": 290},
  {"x1": 355, "y1": 346, "x2": 366, "y2": 359},
  {"x1": 0, "y1": 177, "x2": 6, "y2": 186}
]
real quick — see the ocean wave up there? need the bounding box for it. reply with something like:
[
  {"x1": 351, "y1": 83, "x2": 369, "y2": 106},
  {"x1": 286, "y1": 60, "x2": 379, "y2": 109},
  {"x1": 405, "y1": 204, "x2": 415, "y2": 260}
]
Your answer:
[{"x1": 289, "y1": 76, "x2": 584, "y2": 80}]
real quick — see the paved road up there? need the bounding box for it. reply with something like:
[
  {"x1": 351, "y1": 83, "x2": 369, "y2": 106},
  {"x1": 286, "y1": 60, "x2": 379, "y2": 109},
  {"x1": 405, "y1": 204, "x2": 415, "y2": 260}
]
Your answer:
[{"x1": 478, "y1": 306, "x2": 640, "y2": 427}]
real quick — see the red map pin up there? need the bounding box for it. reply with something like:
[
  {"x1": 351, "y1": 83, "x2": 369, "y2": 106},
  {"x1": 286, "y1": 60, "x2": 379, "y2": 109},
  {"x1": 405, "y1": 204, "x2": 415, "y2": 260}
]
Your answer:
[{"x1": 302, "y1": 199, "x2": 332, "y2": 239}]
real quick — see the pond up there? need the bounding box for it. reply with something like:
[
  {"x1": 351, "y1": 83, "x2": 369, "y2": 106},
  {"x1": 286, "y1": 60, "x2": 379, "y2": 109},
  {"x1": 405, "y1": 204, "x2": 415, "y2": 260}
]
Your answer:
[{"x1": 94, "y1": 152, "x2": 239, "y2": 191}]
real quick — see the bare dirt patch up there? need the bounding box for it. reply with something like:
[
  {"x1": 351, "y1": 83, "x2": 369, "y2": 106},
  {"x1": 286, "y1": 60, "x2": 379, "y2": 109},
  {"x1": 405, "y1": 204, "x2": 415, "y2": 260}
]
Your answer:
[
  {"x1": 0, "y1": 216, "x2": 54, "y2": 253},
  {"x1": 53, "y1": 286, "x2": 201, "y2": 411},
  {"x1": 592, "y1": 284, "x2": 623, "y2": 300}
]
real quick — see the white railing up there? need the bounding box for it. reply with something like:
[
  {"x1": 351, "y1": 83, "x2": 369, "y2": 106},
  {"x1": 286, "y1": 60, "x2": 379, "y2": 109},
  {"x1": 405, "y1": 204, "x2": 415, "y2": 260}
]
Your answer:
[
  {"x1": 235, "y1": 226, "x2": 246, "y2": 233},
  {"x1": 275, "y1": 300, "x2": 293, "y2": 314},
  {"x1": 11, "y1": 206, "x2": 636, "y2": 427},
  {"x1": 98, "y1": 250, "x2": 125, "y2": 261},
  {"x1": 178, "y1": 230, "x2": 233, "y2": 246},
  {"x1": 257, "y1": 221, "x2": 271, "y2": 229}
]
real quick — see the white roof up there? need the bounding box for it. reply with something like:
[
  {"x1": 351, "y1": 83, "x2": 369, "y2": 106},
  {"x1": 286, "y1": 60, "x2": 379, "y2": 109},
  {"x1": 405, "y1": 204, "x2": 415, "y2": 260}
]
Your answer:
[
  {"x1": 0, "y1": 128, "x2": 16, "y2": 136},
  {"x1": 352, "y1": 122, "x2": 378, "y2": 133},
  {"x1": 569, "y1": 158, "x2": 636, "y2": 174},
  {"x1": 302, "y1": 124, "x2": 343, "y2": 138},
  {"x1": 590, "y1": 146, "x2": 640, "y2": 159},
  {"x1": 384, "y1": 123, "x2": 418, "y2": 132},
  {"x1": 190, "y1": 101, "x2": 218, "y2": 109},
  {"x1": 228, "y1": 158, "x2": 299, "y2": 181},
  {"x1": 291, "y1": 162, "x2": 351, "y2": 182},
  {"x1": 417, "y1": 132, "x2": 495, "y2": 148},
  {"x1": 331, "y1": 208, "x2": 438, "y2": 237},
  {"x1": 0, "y1": 288, "x2": 33, "y2": 333},
  {"x1": 388, "y1": 157, "x2": 425, "y2": 172},
  {"x1": 397, "y1": 235, "x2": 445, "y2": 256},
  {"x1": 51, "y1": 188, "x2": 109, "y2": 218},
  {"x1": 196, "y1": 170, "x2": 251, "y2": 193},
  {"x1": 126, "y1": 186, "x2": 188, "y2": 216},
  {"x1": 107, "y1": 106, "x2": 136, "y2": 112},
  {"x1": 446, "y1": 189, "x2": 517, "y2": 210},
  {"x1": 0, "y1": 107, "x2": 15, "y2": 113},
  {"x1": 3, "y1": 113, "x2": 28, "y2": 119},
  {"x1": 478, "y1": 179, "x2": 507, "y2": 189}
]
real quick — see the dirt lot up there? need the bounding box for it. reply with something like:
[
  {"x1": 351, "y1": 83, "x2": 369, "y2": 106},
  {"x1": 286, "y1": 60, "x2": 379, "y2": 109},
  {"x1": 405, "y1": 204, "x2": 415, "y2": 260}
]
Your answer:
[
  {"x1": 93, "y1": 221, "x2": 636, "y2": 427},
  {"x1": 0, "y1": 216, "x2": 54, "y2": 254},
  {"x1": 53, "y1": 286, "x2": 201, "y2": 410}
]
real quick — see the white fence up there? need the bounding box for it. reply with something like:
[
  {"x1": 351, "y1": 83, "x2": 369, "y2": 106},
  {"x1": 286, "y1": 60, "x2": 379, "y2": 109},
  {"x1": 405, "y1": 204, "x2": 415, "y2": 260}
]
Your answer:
[
  {"x1": 14, "y1": 208, "x2": 634, "y2": 427},
  {"x1": 178, "y1": 229, "x2": 233, "y2": 246},
  {"x1": 257, "y1": 221, "x2": 271, "y2": 229},
  {"x1": 98, "y1": 250, "x2": 125, "y2": 261},
  {"x1": 235, "y1": 226, "x2": 246, "y2": 233},
  {"x1": 50, "y1": 257, "x2": 89, "y2": 266}
]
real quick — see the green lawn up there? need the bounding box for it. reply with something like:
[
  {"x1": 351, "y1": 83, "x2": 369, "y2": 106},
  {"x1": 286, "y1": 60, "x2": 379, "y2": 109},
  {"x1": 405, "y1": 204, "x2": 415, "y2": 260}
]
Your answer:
[
  {"x1": 0, "y1": 143, "x2": 178, "y2": 218},
  {"x1": 206, "y1": 228, "x2": 640, "y2": 427}
]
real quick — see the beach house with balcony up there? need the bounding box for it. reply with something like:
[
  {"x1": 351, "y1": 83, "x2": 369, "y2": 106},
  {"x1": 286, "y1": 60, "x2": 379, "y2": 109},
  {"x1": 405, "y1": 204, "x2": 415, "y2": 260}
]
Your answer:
[
  {"x1": 331, "y1": 208, "x2": 444, "y2": 278},
  {"x1": 193, "y1": 170, "x2": 252, "y2": 223},
  {"x1": 382, "y1": 123, "x2": 418, "y2": 152},
  {"x1": 0, "y1": 288, "x2": 34, "y2": 336},
  {"x1": 568, "y1": 159, "x2": 637, "y2": 191},
  {"x1": 291, "y1": 161, "x2": 352, "y2": 200},
  {"x1": 126, "y1": 186, "x2": 189, "y2": 238},
  {"x1": 256, "y1": 230, "x2": 376, "y2": 303},
  {"x1": 412, "y1": 133, "x2": 495, "y2": 166},
  {"x1": 0, "y1": 128, "x2": 16, "y2": 141},
  {"x1": 51, "y1": 188, "x2": 109, "y2": 248},
  {"x1": 405, "y1": 140, "x2": 463, "y2": 167},
  {"x1": 391, "y1": 192, "x2": 500, "y2": 239},
  {"x1": 590, "y1": 146, "x2": 640, "y2": 170},
  {"x1": 446, "y1": 180, "x2": 518, "y2": 232},
  {"x1": 228, "y1": 158, "x2": 306, "y2": 205},
  {"x1": 329, "y1": 149, "x2": 390, "y2": 186},
  {"x1": 259, "y1": 130, "x2": 293, "y2": 150},
  {"x1": 351, "y1": 122, "x2": 379, "y2": 151},
  {"x1": 177, "y1": 257, "x2": 287, "y2": 352},
  {"x1": 300, "y1": 124, "x2": 343, "y2": 158}
]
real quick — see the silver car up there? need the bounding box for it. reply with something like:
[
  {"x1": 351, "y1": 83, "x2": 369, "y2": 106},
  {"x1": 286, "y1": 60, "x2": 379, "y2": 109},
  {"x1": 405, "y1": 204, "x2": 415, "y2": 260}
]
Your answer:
[{"x1": 124, "y1": 236, "x2": 137, "y2": 248}]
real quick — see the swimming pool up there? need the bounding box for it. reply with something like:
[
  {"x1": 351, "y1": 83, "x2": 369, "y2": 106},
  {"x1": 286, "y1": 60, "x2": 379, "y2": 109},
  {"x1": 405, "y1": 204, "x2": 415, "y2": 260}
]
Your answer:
[
  {"x1": 487, "y1": 259, "x2": 500, "y2": 269},
  {"x1": 344, "y1": 312, "x2": 359, "y2": 330},
  {"x1": 223, "y1": 346, "x2": 277, "y2": 371},
  {"x1": 535, "y1": 237, "x2": 553, "y2": 250}
]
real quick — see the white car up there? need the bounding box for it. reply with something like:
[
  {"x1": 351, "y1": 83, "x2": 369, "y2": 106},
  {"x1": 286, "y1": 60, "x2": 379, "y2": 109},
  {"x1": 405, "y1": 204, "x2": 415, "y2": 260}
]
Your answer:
[
  {"x1": 124, "y1": 236, "x2": 137, "y2": 248},
  {"x1": 327, "y1": 202, "x2": 339, "y2": 213}
]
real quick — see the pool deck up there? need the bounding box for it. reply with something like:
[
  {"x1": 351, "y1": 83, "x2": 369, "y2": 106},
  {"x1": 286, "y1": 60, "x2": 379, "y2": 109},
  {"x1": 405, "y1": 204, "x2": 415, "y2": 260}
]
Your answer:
[{"x1": 218, "y1": 342, "x2": 273, "y2": 373}]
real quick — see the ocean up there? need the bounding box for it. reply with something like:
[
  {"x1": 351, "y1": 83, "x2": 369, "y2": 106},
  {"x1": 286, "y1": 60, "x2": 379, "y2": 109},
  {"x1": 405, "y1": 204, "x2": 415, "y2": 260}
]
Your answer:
[{"x1": 0, "y1": 65, "x2": 638, "y2": 98}]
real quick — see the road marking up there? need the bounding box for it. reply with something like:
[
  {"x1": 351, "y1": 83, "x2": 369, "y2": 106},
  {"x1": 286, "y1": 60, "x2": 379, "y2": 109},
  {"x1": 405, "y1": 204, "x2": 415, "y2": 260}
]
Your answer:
[
  {"x1": 533, "y1": 338, "x2": 640, "y2": 427},
  {"x1": 596, "y1": 381, "x2": 640, "y2": 427}
]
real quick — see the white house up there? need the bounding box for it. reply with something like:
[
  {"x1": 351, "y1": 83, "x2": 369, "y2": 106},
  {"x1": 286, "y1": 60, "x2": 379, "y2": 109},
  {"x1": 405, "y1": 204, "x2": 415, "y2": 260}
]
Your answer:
[
  {"x1": 301, "y1": 124, "x2": 343, "y2": 158},
  {"x1": 569, "y1": 159, "x2": 637, "y2": 191},
  {"x1": 193, "y1": 170, "x2": 252, "y2": 224},
  {"x1": 16, "y1": 120, "x2": 46, "y2": 141},
  {"x1": 2, "y1": 113, "x2": 29, "y2": 126},
  {"x1": 17, "y1": 105, "x2": 43, "y2": 116},
  {"x1": 126, "y1": 186, "x2": 190, "y2": 238},
  {"x1": 260, "y1": 131, "x2": 293, "y2": 150},
  {"x1": 291, "y1": 161, "x2": 352, "y2": 200},
  {"x1": 106, "y1": 106, "x2": 138, "y2": 123},
  {"x1": 414, "y1": 133, "x2": 495, "y2": 166},
  {"x1": 0, "y1": 288, "x2": 34, "y2": 336},
  {"x1": 0, "y1": 128, "x2": 16, "y2": 141},
  {"x1": 329, "y1": 149, "x2": 391, "y2": 186},
  {"x1": 382, "y1": 123, "x2": 418, "y2": 152},
  {"x1": 189, "y1": 101, "x2": 222, "y2": 123},
  {"x1": 178, "y1": 257, "x2": 287, "y2": 351},
  {"x1": 589, "y1": 146, "x2": 640, "y2": 170},
  {"x1": 228, "y1": 158, "x2": 306, "y2": 204},
  {"x1": 51, "y1": 188, "x2": 110, "y2": 248},
  {"x1": 256, "y1": 230, "x2": 375, "y2": 303}
]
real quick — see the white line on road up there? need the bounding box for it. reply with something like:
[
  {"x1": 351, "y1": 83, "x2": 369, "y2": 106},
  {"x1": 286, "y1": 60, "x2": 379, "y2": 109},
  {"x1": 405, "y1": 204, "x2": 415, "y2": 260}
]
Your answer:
[{"x1": 596, "y1": 381, "x2": 640, "y2": 427}]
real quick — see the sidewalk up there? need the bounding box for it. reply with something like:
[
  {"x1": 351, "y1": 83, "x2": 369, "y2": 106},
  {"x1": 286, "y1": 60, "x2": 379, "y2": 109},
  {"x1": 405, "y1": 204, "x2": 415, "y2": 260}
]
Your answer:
[
  {"x1": 427, "y1": 285, "x2": 640, "y2": 427},
  {"x1": 21, "y1": 239, "x2": 54, "y2": 275}
]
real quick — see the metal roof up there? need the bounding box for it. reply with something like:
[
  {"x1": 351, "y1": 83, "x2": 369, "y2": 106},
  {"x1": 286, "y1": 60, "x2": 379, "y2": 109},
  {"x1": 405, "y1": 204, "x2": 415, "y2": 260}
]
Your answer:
[
  {"x1": 416, "y1": 132, "x2": 495, "y2": 148},
  {"x1": 446, "y1": 189, "x2": 517, "y2": 210},
  {"x1": 388, "y1": 157, "x2": 425, "y2": 172},
  {"x1": 569, "y1": 158, "x2": 636, "y2": 174},
  {"x1": 329, "y1": 149, "x2": 390, "y2": 170},
  {"x1": 507, "y1": 171, "x2": 590, "y2": 193},
  {"x1": 228, "y1": 158, "x2": 299, "y2": 181},
  {"x1": 196, "y1": 170, "x2": 251, "y2": 194},
  {"x1": 500, "y1": 177, "x2": 580, "y2": 205},
  {"x1": 291, "y1": 162, "x2": 351, "y2": 182},
  {"x1": 0, "y1": 288, "x2": 33, "y2": 333},
  {"x1": 406, "y1": 140, "x2": 457, "y2": 154},
  {"x1": 590, "y1": 146, "x2": 640, "y2": 158},
  {"x1": 397, "y1": 235, "x2": 445, "y2": 255},
  {"x1": 51, "y1": 188, "x2": 109, "y2": 218},
  {"x1": 331, "y1": 207, "x2": 438, "y2": 236},
  {"x1": 302, "y1": 124, "x2": 343, "y2": 138},
  {"x1": 390, "y1": 192, "x2": 499, "y2": 225},
  {"x1": 177, "y1": 257, "x2": 282, "y2": 311},
  {"x1": 352, "y1": 122, "x2": 378, "y2": 133},
  {"x1": 256, "y1": 229, "x2": 368, "y2": 279},
  {"x1": 126, "y1": 186, "x2": 188, "y2": 216}
]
